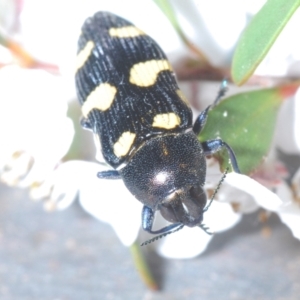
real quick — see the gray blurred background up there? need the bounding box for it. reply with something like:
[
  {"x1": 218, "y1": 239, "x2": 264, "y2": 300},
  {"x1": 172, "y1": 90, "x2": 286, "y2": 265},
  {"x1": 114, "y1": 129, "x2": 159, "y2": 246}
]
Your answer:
[{"x1": 1, "y1": 181, "x2": 300, "y2": 300}]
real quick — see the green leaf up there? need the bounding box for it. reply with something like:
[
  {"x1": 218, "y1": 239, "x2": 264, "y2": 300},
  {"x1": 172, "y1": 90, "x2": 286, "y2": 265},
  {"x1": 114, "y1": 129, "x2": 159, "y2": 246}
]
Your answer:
[
  {"x1": 199, "y1": 83, "x2": 299, "y2": 174},
  {"x1": 232, "y1": 0, "x2": 300, "y2": 85}
]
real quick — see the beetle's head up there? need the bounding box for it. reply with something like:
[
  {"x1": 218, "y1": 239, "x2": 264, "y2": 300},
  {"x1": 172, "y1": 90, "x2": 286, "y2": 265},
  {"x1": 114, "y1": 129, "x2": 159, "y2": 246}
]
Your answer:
[
  {"x1": 159, "y1": 184, "x2": 206, "y2": 227},
  {"x1": 120, "y1": 131, "x2": 207, "y2": 227}
]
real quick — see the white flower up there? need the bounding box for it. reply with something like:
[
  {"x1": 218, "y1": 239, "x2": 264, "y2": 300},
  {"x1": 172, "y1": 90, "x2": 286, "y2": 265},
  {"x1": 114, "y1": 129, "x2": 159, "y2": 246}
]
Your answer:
[
  {"x1": 31, "y1": 160, "x2": 142, "y2": 246},
  {"x1": 1, "y1": 0, "x2": 300, "y2": 260},
  {"x1": 0, "y1": 66, "x2": 74, "y2": 187},
  {"x1": 276, "y1": 168, "x2": 300, "y2": 240}
]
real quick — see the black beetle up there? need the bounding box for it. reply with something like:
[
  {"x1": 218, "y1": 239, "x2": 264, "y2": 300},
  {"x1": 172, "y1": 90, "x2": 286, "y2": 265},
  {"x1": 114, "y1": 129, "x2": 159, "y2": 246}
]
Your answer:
[{"x1": 75, "y1": 11, "x2": 240, "y2": 243}]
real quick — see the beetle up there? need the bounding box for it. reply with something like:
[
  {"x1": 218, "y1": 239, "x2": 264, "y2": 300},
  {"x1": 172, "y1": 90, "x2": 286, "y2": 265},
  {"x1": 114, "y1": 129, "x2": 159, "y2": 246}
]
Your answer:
[{"x1": 75, "y1": 11, "x2": 240, "y2": 242}]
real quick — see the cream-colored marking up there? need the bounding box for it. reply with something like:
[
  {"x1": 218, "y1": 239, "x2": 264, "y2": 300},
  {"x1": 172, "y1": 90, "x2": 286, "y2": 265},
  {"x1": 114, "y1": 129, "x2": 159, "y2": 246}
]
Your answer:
[
  {"x1": 82, "y1": 83, "x2": 117, "y2": 117},
  {"x1": 129, "y1": 60, "x2": 171, "y2": 87},
  {"x1": 75, "y1": 41, "x2": 94, "y2": 72},
  {"x1": 152, "y1": 113, "x2": 181, "y2": 129},
  {"x1": 176, "y1": 89, "x2": 190, "y2": 106},
  {"x1": 109, "y1": 26, "x2": 145, "y2": 38},
  {"x1": 114, "y1": 132, "x2": 136, "y2": 157}
]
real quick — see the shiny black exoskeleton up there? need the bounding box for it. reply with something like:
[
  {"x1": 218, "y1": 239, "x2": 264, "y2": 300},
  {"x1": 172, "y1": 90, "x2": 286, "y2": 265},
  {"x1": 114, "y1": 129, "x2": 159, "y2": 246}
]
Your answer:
[{"x1": 75, "y1": 11, "x2": 240, "y2": 241}]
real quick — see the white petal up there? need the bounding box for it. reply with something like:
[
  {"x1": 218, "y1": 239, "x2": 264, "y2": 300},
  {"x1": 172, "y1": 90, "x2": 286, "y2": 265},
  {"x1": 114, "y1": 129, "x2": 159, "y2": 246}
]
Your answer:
[
  {"x1": 292, "y1": 168, "x2": 300, "y2": 201},
  {"x1": 157, "y1": 226, "x2": 213, "y2": 259},
  {"x1": 216, "y1": 182, "x2": 259, "y2": 214},
  {"x1": 0, "y1": 66, "x2": 74, "y2": 186},
  {"x1": 276, "y1": 181, "x2": 300, "y2": 240},
  {"x1": 206, "y1": 164, "x2": 259, "y2": 213},
  {"x1": 225, "y1": 173, "x2": 282, "y2": 211},
  {"x1": 294, "y1": 89, "x2": 300, "y2": 151},
  {"x1": 78, "y1": 163, "x2": 142, "y2": 246},
  {"x1": 275, "y1": 92, "x2": 300, "y2": 154},
  {"x1": 32, "y1": 160, "x2": 142, "y2": 245},
  {"x1": 203, "y1": 201, "x2": 242, "y2": 232},
  {"x1": 30, "y1": 161, "x2": 82, "y2": 210}
]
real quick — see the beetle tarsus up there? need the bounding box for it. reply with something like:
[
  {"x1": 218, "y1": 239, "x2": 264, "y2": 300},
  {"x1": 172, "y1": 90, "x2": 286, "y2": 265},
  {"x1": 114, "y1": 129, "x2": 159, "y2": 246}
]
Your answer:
[
  {"x1": 212, "y1": 79, "x2": 228, "y2": 108},
  {"x1": 199, "y1": 223, "x2": 213, "y2": 235}
]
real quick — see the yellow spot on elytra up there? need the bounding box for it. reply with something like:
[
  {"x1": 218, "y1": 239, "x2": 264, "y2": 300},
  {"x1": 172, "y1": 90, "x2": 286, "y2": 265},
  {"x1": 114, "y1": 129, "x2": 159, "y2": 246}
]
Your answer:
[
  {"x1": 152, "y1": 113, "x2": 180, "y2": 129},
  {"x1": 109, "y1": 26, "x2": 145, "y2": 38},
  {"x1": 113, "y1": 132, "x2": 136, "y2": 157},
  {"x1": 82, "y1": 83, "x2": 117, "y2": 117},
  {"x1": 75, "y1": 41, "x2": 94, "y2": 72},
  {"x1": 129, "y1": 59, "x2": 172, "y2": 87},
  {"x1": 176, "y1": 89, "x2": 190, "y2": 106}
]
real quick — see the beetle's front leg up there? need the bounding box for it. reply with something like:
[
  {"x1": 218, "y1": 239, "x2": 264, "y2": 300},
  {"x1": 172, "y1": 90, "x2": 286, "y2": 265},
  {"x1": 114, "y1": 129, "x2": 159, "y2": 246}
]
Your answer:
[
  {"x1": 201, "y1": 139, "x2": 240, "y2": 173},
  {"x1": 142, "y1": 206, "x2": 183, "y2": 234},
  {"x1": 97, "y1": 170, "x2": 121, "y2": 179}
]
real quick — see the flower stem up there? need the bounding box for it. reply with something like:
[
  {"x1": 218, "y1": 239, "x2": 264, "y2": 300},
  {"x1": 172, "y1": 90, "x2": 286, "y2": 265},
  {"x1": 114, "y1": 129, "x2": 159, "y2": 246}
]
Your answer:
[{"x1": 129, "y1": 241, "x2": 159, "y2": 291}]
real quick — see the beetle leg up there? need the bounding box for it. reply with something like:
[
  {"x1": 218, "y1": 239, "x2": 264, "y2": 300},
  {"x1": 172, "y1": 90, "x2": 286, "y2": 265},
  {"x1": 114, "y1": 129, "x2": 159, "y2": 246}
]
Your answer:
[
  {"x1": 97, "y1": 170, "x2": 121, "y2": 179},
  {"x1": 142, "y1": 206, "x2": 183, "y2": 234},
  {"x1": 80, "y1": 117, "x2": 93, "y2": 131},
  {"x1": 193, "y1": 79, "x2": 228, "y2": 135},
  {"x1": 201, "y1": 139, "x2": 240, "y2": 173},
  {"x1": 192, "y1": 106, "x2": 211, "y2": 134}
]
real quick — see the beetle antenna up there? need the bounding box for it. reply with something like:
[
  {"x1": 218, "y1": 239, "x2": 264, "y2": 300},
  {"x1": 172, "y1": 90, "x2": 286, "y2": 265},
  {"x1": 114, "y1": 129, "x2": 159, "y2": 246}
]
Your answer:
[
  {"x1": 199, "y1": 167, "x2": 229, "y2": 236},
  {"x1": 211, "y1": 79, "x2": 228, "y2": 108},
  {"x1": 203, "y1": 167, "x2": 229, "y2": 213},
  {"x1": 140, "y1": 224, "x2": 184, "y2": 246}
]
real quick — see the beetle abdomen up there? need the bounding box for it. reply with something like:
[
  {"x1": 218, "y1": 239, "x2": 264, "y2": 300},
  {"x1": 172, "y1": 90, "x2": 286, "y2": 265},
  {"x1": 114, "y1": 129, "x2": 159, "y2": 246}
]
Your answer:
[{"x1": 75, "y1": 12, "x2": 193, "y2": 168}]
